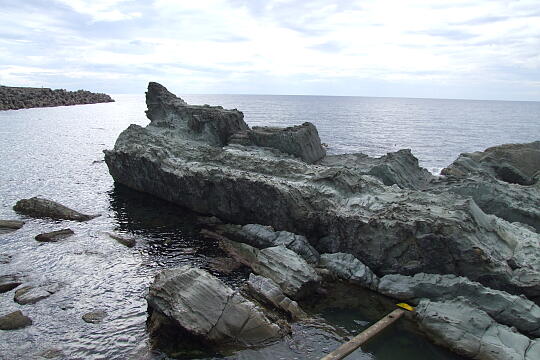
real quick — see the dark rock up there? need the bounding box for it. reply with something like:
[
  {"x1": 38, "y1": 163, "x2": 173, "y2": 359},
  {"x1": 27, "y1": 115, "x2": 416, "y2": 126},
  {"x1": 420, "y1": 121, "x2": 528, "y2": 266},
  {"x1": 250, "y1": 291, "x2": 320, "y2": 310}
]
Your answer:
[
  {"x1": 0, "y1": 85, "x2": 114, "y2": 111},
  {"x1": 0, "y1": 274, "x2": 22, "y2": 293},
  {"x1": 14, "y1": 197, "x2": 99, "y2": 221},
  {"x1": 14, "y1": 284, "x2": 59, "y2": 305},
  {"x1": 0, "y1": 219, "x2": 25, "y2": 234},
  {"x1": 147, "y1": 266, "x2": 283, "y2": 347},
  {"x1": 35, "y1": 229, "x2": 74, "y2": 242},
  {"x1": 106, "y1": 232, "x2": 136, "y2": 247},
  {"x1": 0, "y1": 310, "x2": 32, "y2": 330},
  {"x1": 229, "y1": 122, "x2": 326, "y2": 163},
  {"x1": 207, "y1": 256, "x2": 242, "y2": 274},
  {"x1": 320, "y1": 149, "x2": 434, "y2": 190},
  {"x1": 82, "y1": 310, "x2": 107, "y2": 324},
  {"x1": 0, "y1": 253, "x2": 12, "y2": 264}
]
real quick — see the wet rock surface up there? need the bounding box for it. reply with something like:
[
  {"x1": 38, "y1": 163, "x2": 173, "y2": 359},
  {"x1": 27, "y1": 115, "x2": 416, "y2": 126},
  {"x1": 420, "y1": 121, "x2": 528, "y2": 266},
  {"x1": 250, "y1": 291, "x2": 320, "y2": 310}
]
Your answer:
[
  {"x1": 35, "y1": 228, "x2": 75, "y2": 242},
  {"x1": 0, "y1": 310, "x2": 32, "y2": 330},
  {"x1": 106, "y1": 232, "x2": 136, "y2": 247},
  {"x1": 0, "y1": 219, "x2": 25, "y2": 234},
  {"x1": 14, "y1": 283, "x2": 59, "y2": 305},
  {"x1": 104, "y1": 83, "x2": 540, "y2": 301},
  {"x1": 0, "y1": 274, "x2": 23, "y2": 293},
  {"x1": 0, "y1": 85, "x2": 114, "y2": 111},
  {"x1": 14, "y1": 197, "x2": 99, "y2": 221},
  {"x1": 147, "y1": 266, "x2": 283, "y2": 347},
  {"x1": 82, "y1": 310, "x2": 107, "y2": 324},
  {"x1": 319, "y1": 252, "x2": 379, "y2": 290},
  {"x1": 416, "y1": 299, "x2": 540, "y2": 360}
]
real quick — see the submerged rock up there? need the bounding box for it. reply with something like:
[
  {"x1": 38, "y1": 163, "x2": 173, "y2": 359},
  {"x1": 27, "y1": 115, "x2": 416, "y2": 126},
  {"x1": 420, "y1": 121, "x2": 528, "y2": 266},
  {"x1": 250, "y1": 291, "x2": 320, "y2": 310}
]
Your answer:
[
  {"x1": 14, "y1": 197, "x2": 99, "y2": 221},
  {"x1": 106, "y1": 232, "x2": 136, "y2": 248},
  {"x1": 82, "y1": 310, "x2": 107, "y2": 324},
  {"x1": 416, "y1": 299, "x2": 540, "y2": 360},
  {"x1": 35, "y1": 229, "x2": 74, "y2": 242},
  {"x1": 0, "y1": 253, "x2": 12, "y2": 264},
  {"x1": 0, "y1": 219, "x2": 25, "y2": 234},
  {"x1": 0, "y1": 310, "x2": 32, "y2": 330},
  {"x1": 319, "y1": 252, "x2": 379, "y2": 291},
  {"x1": 379, "y1": 273, "x2": 540, "y2": 337},
  {"x1": 147, "y1": 266, "x2": 283, "y2": 347},
  {"x1": 0, "y1": 274, "x2": 22, "y2": 293},
  {"x1": 14, "y1": 284, "x2": 59, "y2": 305},
  {"x1": 104, "y1": 83, "x2": 540, "y2": 300}
]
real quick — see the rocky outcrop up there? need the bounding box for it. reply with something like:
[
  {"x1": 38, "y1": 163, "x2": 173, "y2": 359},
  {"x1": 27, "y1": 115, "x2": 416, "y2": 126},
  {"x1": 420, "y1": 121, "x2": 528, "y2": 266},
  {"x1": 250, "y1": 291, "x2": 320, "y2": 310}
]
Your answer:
[
  {"x1": 434, "y1": 141, "x2": 540, "y2": 232},
  {"x1": 14, "y1": 197, "x2": 99, "y2": 222},
  {"x1": 246, "y1": 273, "x2": 306, "y2": 320},
  {"x1": 147, "y1": 266, "x2": 283, "y2": 347},
  {"x1": 218, "y1": 237, "x2": 321, "y2": 300},
  {"x1": 0, "y1": 85, "x2": 113, "y2": 110},
  {"x1": 0, "y1": 311, "x2": 32, "y2": 330},
  {"x1": 215, "y1": 224, "x2": 320, "y2": 264},
  {"x1": 229, "y1": 123, "x2": 326, "y2": 163},
  {"x1": 416, "y1": 299, "x2": 540, "y2": 360},
  {"x1": 104, "y1": 83, "x2": 540, "y2": 301},
  {"x1": 379, "y1": 273, "x2": 540, "y2": 336},
  {"x1": 35, "y1": 229, "x2": 74, "y2": 242},
  {"x1": 319, "y1": 252, "x2": 379, "y2": 291},
  {"x1": 320, "y1": 149, "x2": 434, "y2": 190}
]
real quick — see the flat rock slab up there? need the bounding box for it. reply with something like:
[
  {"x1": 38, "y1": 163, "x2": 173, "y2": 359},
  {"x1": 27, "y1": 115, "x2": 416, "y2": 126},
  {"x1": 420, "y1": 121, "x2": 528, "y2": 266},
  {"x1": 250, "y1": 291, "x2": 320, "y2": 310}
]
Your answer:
[
  {"x1": 82, "y1": 310, "x2": 107, "y2": 324},
  {"x1": 0, "y1": 274, "x2": 22, "y2": 293},
  {"x1": 0, "y1": 310, "x2": 32, "y2": 330},
  {"x1": 14, "y1": 284, "x2": 59, "y2": 305},
  {"x1": 13, "y1": 197, "x2": 99, "y2": 221},
  {"x1": 35, "y1": 229, "x2": 74, "y2": 242}
]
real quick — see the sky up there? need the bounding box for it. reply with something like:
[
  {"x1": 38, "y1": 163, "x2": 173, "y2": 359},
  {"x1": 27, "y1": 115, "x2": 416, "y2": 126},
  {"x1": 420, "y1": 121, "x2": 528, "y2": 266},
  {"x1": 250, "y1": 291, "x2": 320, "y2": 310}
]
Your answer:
[{"x1": 0, "y1": 0, "x2": 539, "y2": 100}]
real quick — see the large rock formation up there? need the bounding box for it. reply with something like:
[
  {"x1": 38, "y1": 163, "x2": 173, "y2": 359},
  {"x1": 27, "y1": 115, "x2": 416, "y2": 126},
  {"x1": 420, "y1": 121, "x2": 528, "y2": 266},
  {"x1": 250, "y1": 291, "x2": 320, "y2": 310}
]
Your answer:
[
  {"x1": 146, "y1": 266, "x2": 283, "y2": 347},
  {"x1": 0, "y1": 85, "x2": 113, "y2": 110},
  {"x1": 105, "y1": 83, "x2": 540, "y2": 301}
]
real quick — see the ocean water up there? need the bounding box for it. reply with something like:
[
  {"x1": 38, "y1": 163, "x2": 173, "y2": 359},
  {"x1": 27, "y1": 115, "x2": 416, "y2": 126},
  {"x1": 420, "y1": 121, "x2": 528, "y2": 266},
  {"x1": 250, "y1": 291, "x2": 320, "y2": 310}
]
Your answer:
[{"x1": 0, "y1": 93, "x2": 538, "y2": 359}]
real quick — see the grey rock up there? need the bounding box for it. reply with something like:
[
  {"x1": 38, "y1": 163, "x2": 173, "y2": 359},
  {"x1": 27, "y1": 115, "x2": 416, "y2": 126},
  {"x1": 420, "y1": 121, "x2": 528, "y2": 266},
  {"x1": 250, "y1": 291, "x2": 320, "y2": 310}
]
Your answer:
[
  {"x1": 416, "y1": 298, "x2": 540, "y2": 360},
  {"x1": 14, "y1": 284, "x2": 59, "y2": 305},
  {"x1": 35, "y1": 229, "x2": 74, "y2": 242},
  {"x1": 0, "y1": 253, "x2": 11, "y2": 264},
  {"x1": 319, "y1": 253, "x2": 379, "y2": 290},
  {"x1": 14, "y1": 197, "x2": 99, "y2": 221},
  {"x1": 229, "y1": 122, "x2": 326, "y2": 163},
  {"x1": 106, "y1": 232, "x2": 136, "y2": 247},
  {"x1": 0, "y1": 310, "x2": 32, "y2": 330},
  {"x1": 219, "y1": 238, "x2": 320, "y2": 300},
  {"x1": 0, "y1": 220, "x2": 25, "y2": 234},
  {"x1": 38, "y1": 349, "x2": 64, "y2": 358},
  {"x1": 0, "y1": 274, "x2": 22, "y2": 293},
  {"x1": 246, "y1": 273, "x2": 306, "y2": 320},
  {"x1": 218, "y1": 223, "x2": 320, "y2": 264},
  {"x1": 147, "y1": 266, "x2": 282, "y2": 347},
  {"x1": 82, "y1": 310, "x2": 107, "y2": 324},
  {"x1": 320, "y1": 149, "x2": 434, "y2": 190},
  {"x1": 104, "y1": 83, "x2": 540, "y2": 299},
  {"x1": 379, "y1": 273, "x2": 540, "y2": 336}
]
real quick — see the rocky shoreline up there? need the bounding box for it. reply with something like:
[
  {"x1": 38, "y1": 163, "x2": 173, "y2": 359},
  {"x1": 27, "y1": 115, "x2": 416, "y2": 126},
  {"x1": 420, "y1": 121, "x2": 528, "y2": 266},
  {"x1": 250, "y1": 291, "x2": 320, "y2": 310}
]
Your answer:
[
  {"x1": 0, "y1": 85, "x2": 114, "y2": 110},
  {"x1": 101, "y1": 82, "x2": 540, "y2": 359}
]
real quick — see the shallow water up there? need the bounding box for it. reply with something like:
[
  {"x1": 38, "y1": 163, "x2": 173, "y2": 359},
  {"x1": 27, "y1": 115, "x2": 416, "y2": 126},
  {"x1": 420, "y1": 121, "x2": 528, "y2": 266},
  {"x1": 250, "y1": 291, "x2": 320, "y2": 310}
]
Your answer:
[{"x1": 1, "y1": 94, "x2": 538, "y2": 359}]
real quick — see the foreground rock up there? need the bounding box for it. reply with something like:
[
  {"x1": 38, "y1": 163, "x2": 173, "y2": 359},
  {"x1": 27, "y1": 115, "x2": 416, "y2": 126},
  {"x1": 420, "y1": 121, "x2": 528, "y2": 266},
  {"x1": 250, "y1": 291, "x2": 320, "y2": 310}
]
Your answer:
[
  {"x1": 0, "y1": 274, "x2": 22, "y2": 293},
  {"x1": 0, "y1": 219, "x2": 25, "y2": 234},
  {"x1": 35, "y1": 229, "x2": 74, "y2": 242},
  {"x1": 379, "y1": 273, "x2": 540, "y2": 337},
  {"x1": 416, "y1": 299, "x2": 540, "y2": 360},
  {"x1": 105, "y1": 83, "x2": 540, "y2": 300},
  {"x1": 0, "y1": 310, "x2": 32, "y2": 330},
  {"x1": 14, "y1": 197, "x2": 99, "y2": 221},
  {"x1": 246, "y1": 273, "x2": 306, "y2": 320},
  {"x1": 147, "y1": 266, "x2": 283, "y2": 347},
  {"x1": 0, "y1": 85, "x2": 114, "y2": 111},
  {"x1": 319, "y1": 252, "x2": 379, "y2": 291},
  {"x1": 14, "y1": 284, "x2": 59, "y2": 305},
  {"x1": 217, "y1": 236, "x2": 321, "y2": 299},
  {"x1": 320, "y1": 149, "x2": 434, "y2": 190}
]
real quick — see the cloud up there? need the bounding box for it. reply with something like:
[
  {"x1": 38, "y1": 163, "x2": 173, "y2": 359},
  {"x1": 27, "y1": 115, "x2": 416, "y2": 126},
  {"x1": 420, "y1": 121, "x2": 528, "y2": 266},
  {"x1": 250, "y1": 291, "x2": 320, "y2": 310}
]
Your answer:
[{"x1": 0, "y1": 0, "x2": 538, "y2": 100}]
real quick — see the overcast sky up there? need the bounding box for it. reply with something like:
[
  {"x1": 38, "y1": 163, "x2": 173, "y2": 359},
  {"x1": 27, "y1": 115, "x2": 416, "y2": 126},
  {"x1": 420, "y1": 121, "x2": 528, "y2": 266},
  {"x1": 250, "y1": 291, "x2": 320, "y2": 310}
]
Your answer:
[{"x1": 0, "y1": 0, "x2": 539, "y2": 100}]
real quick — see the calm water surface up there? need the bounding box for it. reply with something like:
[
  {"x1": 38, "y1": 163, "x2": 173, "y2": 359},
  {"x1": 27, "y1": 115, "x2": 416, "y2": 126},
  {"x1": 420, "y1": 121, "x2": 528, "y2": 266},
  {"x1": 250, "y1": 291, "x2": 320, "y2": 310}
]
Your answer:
[{"x1": 1, "y1": 94, "x2": 538, "y2": 359}]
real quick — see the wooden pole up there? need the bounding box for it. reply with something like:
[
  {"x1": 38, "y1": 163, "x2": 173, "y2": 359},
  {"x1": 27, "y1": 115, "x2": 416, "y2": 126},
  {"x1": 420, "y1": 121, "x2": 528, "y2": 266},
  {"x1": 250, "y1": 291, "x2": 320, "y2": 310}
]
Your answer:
[{"x1": 320, "y1": 308, "x2": 405, "y2": 360}]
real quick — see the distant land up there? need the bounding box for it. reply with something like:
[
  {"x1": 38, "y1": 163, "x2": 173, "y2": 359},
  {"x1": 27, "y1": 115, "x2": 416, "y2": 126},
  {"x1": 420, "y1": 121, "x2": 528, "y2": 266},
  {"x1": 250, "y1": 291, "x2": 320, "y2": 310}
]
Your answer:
[{"x1": 0, "y1": 85, "x2": 114, "y2": 111}]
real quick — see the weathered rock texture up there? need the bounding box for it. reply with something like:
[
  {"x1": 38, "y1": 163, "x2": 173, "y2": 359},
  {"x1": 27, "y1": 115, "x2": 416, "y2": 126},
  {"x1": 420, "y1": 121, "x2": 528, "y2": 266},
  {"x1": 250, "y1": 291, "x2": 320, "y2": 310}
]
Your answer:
[
  {"x1": 35, "y1": 229, "x2": 74, "y2": 242},
  {"x1": 416, "y1": 299, "x2": 540, "y2": 360},
  {"x1": 105, "y1": 83, "x2": 540, "y2": 301},
  {"x1": 0, "y1": 85, "x2": 113, "y2": 110},
  {"x1": 0, "y1": 275, "x2": 22, "y2": 293},
  {"x1": 0, "y1": 311, "x2": 32, "y2": 330},
  {"x1": 319, "y1": 252, "x2": 379, "y2": 291},
  {"x1": 14, "y1": 197, "x2": 98, "y2": 221},
  {"x1": 379, "y1": 273, "x2": 540, "y2": 337},
  {"x1": 147, "y1": 266, "x2": 282, "y2": 347}
]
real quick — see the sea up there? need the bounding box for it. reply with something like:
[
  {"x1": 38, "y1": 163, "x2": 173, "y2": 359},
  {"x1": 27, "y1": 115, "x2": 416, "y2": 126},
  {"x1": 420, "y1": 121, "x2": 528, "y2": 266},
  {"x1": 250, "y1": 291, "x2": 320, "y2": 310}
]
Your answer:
[{"x1": 0, "y1": 94, "x2": 539, "y2": 359}]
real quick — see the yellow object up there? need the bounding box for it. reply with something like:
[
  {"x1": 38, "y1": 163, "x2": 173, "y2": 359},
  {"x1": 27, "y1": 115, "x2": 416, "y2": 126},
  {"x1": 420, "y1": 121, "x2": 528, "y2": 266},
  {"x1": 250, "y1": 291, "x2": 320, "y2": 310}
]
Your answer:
[{"x1": 396, "y1": 303, "x2": 414, "y2": 311}]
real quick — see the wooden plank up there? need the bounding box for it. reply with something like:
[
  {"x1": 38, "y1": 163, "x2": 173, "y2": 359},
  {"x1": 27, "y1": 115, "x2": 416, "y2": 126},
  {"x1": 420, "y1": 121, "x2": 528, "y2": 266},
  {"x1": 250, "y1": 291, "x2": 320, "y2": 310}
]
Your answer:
[{"x1": 320, "y1": 308, "x2": 405, "y2": 360}]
